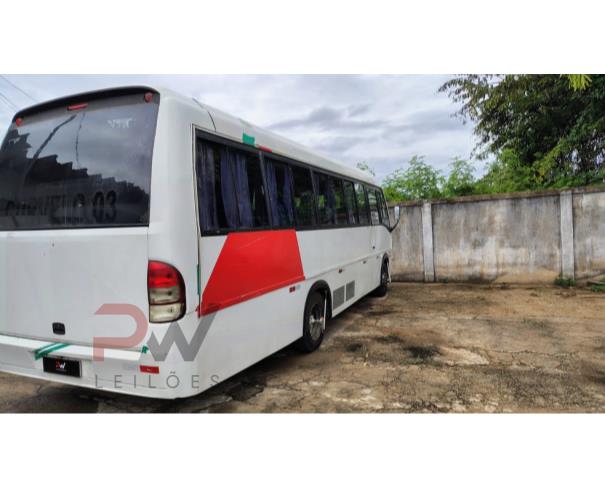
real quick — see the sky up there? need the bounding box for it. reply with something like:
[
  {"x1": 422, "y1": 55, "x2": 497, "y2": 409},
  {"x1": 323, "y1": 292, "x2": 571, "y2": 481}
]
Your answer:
[{"x1": 0, "y1": 75, "x2": 480, "y2": 181}]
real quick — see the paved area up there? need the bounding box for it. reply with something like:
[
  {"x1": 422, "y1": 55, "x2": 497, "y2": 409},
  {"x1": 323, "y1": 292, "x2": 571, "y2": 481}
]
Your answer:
[{"x1": 2, "y1": 283, "x2": 605, "y2": 413}]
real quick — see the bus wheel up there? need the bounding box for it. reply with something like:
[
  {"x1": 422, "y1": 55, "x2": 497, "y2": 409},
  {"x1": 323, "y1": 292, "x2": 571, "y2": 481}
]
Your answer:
[
  {"x1": 294, "y1": 291, "x2": 326, "y2": 353},
  {"x1": 373, "y1": 260, "x2": 389, "y2": 297}
]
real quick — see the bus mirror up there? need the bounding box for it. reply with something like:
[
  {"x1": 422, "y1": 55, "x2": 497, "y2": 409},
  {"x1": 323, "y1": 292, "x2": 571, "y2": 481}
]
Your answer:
[{"x1": 389, "y1": 205, "x2": 401, "y2": 233}]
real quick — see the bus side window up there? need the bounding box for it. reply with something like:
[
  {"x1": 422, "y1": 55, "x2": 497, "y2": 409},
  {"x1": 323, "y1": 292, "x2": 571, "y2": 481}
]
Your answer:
[
  {"x1": 343, "y1": 180, "x2": 358, "y2": 225},
  {"x1": 333, "y1": 178, "x2": 348, "y2": 225},
  {"x1": 265, "y1": 158, "x2": 295, "y2": 228},
  {"x1": 291, "y1": 165, "x2": 315, "y2": 227},
  {"x1": 197, "y1": 140, "x2": 269, "y2": 231},
  {"x1": 355, "y1": 183, "x2": 369, "y2": 225},
  {"x1": 232, "y1": 149, "x2": 269, "y2": 229},
  {"x1": 196, "y1": 139, "x2": 239, "y2": 231},
  {"x1": 377, "y1": 190, "x2": 389, "y2": 226},
  {"x1": 315, "y1": 172, "x2": 336, "y2": 226},
  {"x1": 367, "y1": 187, "x2": 380, "y2": 225}
]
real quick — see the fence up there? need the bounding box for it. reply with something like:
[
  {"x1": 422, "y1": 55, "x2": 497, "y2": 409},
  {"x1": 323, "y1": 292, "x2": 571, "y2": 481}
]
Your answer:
[{"x1": 390, "y1": 186, "x2": 605, "y2": 283}]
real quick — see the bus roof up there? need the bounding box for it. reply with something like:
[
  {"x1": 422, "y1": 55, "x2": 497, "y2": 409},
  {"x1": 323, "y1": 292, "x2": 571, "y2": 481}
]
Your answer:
[
  {"x1": 195, "y1": 100, "x2": 377, "y2": 186},
  {"x1": 12, "y1": 84, "x2": 378, "y2": 186}
]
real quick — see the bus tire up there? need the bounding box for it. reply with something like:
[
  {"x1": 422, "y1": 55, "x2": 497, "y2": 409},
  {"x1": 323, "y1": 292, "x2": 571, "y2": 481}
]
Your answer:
[
  {"x1": 294, "y1": 291, "x2": 326, "y2": 353},
  {"x1": 372, "y1": 259, "x2": 389, "y2": 297}
]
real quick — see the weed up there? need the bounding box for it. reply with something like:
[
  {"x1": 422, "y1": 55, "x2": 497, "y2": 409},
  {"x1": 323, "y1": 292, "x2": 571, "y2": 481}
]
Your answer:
[
  {"x1": 589, "y1": 277, "x2": 605, "y2": 293},
  {"x1": 554, "y1": 276, "x2": 576, "y2": 288}
]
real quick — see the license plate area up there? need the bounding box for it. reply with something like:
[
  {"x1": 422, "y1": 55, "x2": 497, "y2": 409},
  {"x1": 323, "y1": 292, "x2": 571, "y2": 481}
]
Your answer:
[{"x1": 42, "y1": 357, "x2": 81, "y2": 378}]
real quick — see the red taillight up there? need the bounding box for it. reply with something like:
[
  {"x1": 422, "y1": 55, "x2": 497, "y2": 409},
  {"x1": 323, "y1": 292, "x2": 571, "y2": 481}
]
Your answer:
[
  {"x1": 15, "y1": 117, "x2": 23, "y2": 127},
  {"x1": 67, "y1": 103, "x2": 88, "y2": 111},
  {"x1": 148, "y1": 261, "x2": 181, "y2": 289},
  {"x1": 148, "y1": 261, "x2": 186, "y2": 323}
]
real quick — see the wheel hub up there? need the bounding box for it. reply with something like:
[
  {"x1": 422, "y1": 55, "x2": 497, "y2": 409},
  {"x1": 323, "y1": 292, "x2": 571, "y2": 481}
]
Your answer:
[{"x1": 309, "y1": 303, "x2": 324, "y2": 341}]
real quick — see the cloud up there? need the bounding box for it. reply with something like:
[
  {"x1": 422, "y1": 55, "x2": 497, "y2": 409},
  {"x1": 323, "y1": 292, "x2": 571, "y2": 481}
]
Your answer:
[
  {"x1": 268, "y1": 105, "x2": 380, "y2": 131},
  {"x1": 347, "y1": 103, "x2": 371, "y2": 117}
]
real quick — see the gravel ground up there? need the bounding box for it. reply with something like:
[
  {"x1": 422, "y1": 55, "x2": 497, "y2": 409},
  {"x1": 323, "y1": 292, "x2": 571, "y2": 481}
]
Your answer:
[{"x1": 2, "y1": 282, "x2": 605, "y2": 413}]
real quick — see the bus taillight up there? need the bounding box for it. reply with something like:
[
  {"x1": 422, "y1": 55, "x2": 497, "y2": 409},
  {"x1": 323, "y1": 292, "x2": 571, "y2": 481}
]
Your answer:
[{"x1": 148, "y1": 261, "x2": 186, "y2": 323}]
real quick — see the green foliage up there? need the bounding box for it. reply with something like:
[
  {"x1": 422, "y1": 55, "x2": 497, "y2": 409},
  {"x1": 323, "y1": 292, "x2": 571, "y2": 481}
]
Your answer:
[
  {"x1": 379, "y1": 147, "x2": 605, "y2": 203},
  {"x1": 441, "y1": 157, "x2": 477, "y2": 197},
  {"x1": 381, "y1": 156, "x2": 483, "y2": 202},
  {"x1": 554, "y1": 276, "x2": 576, "y2": 288},
  {"x1": 590, "y1": 283, "x2": 605, "y2": 292},
  {"x1": 439, "y1": 75, "x2": 605, "y2": 191},
  {"x1": 564, "y1": 74, "x2": 592, "y2": 91},
  {"x1": 476, "y1": 149, "x2": 534, "y2": 194},
  {"x1": 589, "y1": 277, "x2": 605, "y2": 292},
  {"x1": 383, "y1": 156, "x2": 443, "y2": 201}
]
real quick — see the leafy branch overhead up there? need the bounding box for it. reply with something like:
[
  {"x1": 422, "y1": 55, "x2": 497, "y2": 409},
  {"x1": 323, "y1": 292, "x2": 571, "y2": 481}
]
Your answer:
[
  {"x1": 438, "y1": 74, "x2": 605, "y2": 191},
  {"x1": 564, "y1": 74, "x2": 592, "y2": 91}
]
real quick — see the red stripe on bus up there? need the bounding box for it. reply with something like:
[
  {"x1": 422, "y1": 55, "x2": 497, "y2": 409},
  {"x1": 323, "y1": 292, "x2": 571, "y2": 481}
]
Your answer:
[{"x1": 200, "y1": 229, "x2": 305, "y2": 316}]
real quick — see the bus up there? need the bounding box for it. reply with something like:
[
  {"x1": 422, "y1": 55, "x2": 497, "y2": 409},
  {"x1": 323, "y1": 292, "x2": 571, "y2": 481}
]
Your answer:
[{"x1": 0, "y1": 86, "x2": 397, "y2": 399}]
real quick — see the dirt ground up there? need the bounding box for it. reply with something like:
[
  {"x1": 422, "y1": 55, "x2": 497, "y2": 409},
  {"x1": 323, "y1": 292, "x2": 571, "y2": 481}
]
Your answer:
[{"x1": 2, "y1": 282, "x2": 605, "y2": 413}]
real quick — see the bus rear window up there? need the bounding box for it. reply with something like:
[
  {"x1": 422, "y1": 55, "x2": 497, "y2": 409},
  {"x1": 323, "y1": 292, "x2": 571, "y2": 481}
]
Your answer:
[{"x1": 0, "y1": 92, "x2": 159, "y2": 230}]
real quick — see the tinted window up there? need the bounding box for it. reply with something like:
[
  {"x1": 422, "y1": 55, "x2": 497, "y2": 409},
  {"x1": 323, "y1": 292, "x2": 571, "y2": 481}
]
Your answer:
[
  {"x1": 265, "y1": 158, "x2": 294, "y2": 227},
  {"x1": 355, "y1": 183, "x2": 369, "y2": 225},
  {"x1": 343, "y1": 181, "x2": 358, "y2": 224},
  {"x1": 377, "y1": 190, "x2": 390, "y2": 226},
  {"x1": 197, "y1": 140, "x2": 237, "y2": 231},
  {"x1": 197, "y1": 139, "x2": 268, "y2": 231},
  {"x1": 333, "y1": 178, "x2": 348, "y2": 225},
  {"x1": 236, "y1": 150, "x2": 269, "y2": 228},
  {"x1": 0, "y1": 93, "x2": 158, "y2": 230},
  {"x1": 367, "y1": 187, "x2": 380, "y2": 225},
  {"x1": 291, "y1": 165, "x2": 315, "y2": 227},
  {"x1": 315, "y1": 173, "x2": 336, "y2": 226}
]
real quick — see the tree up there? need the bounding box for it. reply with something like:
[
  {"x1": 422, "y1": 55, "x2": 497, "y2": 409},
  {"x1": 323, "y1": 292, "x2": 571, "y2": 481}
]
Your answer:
[
  {"x1": 439, "y1": 75, "x2": 605, "y2": 190},
  {"x1": 383, "y1": 155, "x2": 443, "y2": 201},
  {"x1": 475, "y1": 149, "x2": 533, "y2": 195},
  {"x1": 442, "y1": 158, "x2": 477, "y2": 197},
  {"x1": 565, "y1": 74, "x2": 592, "y2": 91}
]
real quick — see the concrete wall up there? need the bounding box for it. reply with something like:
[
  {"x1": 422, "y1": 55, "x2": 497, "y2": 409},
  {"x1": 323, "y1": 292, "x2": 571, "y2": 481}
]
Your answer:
[
  {"x1": 390, "y1": 186, "x2": 605, "y2": 283},
  {"x1": 390, "y1": 203, "x2": 424, "y2": 281},
  {"x1": 574, "y1": 190, "x2": 605, "y2": 279}
]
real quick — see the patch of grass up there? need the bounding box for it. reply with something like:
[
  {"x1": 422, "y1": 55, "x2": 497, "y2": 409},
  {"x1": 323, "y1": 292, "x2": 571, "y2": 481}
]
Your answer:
[
  {"x1": 345, "y1": 342, "x2": 366, "y2": 353},
  {"x1": 375, "y1": 333, "x2": 405, "y2": 345},
  {"x1": 406, "y1": 345, "x2": 439, "y2": 360},
  {"x1": 590, "y1": 278, "x2": 605, "y2": 293},
  {"x1": 554, "y1": 276, "x2": 576, "y2": 288}
]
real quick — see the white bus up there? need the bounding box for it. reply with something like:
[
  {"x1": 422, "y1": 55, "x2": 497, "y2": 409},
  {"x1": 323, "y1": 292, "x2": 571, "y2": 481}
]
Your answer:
[{"x1": 0, "y1": 86, "x2": 397, "y2": 399}]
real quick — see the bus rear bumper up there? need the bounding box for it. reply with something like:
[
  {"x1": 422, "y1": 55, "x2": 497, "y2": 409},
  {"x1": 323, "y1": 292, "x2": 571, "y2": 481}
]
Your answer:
[{"x1": 0, "y1": 333, "x2": 202, "y2": 400}]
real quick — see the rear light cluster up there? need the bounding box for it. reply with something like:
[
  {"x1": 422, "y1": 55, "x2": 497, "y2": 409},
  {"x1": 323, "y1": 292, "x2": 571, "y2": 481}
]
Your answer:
[{"x1": 148, "y1": 261, "x2": 186, "y2": 323}]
